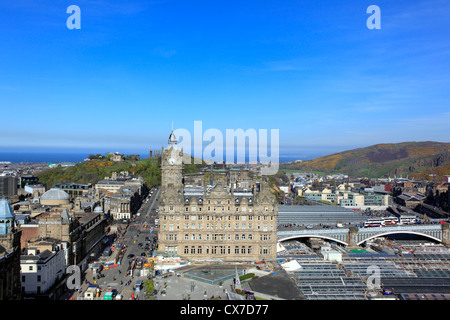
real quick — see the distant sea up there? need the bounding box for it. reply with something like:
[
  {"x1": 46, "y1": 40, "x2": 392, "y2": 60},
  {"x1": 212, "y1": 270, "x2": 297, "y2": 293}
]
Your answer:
[
  {"x1": 0, "y1": 152, "x2": 90, "y2": 164},
  {"x1": 0, "y1": 152, "x2": 310, "y2": 164}
]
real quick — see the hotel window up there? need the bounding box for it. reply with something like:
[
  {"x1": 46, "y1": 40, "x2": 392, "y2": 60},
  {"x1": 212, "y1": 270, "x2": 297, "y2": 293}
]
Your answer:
[
  {"x1": 235, "y1": 246, "x2": 240, "y2": 254},
  {"x1": 184, "y1": 246, "x2": 189, "y2": 254},
  {"x1": 169, "y1": 206, "x2": 174, "y2": 211},
  {"x1": 184, "y1": 234, "x2": 189, "y2": 240}
]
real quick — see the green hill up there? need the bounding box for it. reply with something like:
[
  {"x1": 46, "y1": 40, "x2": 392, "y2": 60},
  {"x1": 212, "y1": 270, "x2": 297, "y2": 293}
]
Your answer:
[
  {"x1": 281, "y1": 141, "x2": 450, "y2": 180},
  {"x1": 36, "y1": 155, "x2": 205, "y2": 189},
  {"x1": 36, "y1": 158, "x2": 161, "y2": 189}
]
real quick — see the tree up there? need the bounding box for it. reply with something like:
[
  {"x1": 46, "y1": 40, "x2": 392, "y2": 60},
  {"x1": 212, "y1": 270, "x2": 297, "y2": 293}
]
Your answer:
[{"x1": 143, "y1": 279, "x2": 156, "y2": 300}]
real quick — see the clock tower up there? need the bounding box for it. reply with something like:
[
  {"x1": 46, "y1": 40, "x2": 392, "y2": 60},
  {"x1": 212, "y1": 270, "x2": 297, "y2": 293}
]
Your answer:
[{"x1": 161, "y1": 130, "x2": 183, "y2": 198}]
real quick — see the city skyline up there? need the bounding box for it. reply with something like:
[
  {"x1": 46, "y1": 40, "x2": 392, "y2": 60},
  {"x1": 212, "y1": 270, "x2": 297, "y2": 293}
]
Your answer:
[{"x1": 1, "y1": 0, "x2": 450, "y2": 159}]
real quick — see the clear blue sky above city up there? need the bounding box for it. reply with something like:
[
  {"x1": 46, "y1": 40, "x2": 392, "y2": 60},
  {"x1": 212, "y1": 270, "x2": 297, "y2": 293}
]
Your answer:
[{"x1": 1, "y1": 0, "x2": 449, "y2": 160}]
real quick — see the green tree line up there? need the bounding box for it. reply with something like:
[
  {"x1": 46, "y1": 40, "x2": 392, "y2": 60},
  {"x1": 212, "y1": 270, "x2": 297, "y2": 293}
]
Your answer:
[{"x1": 36, "y1": 156, "x2": 206, "y2": 190}]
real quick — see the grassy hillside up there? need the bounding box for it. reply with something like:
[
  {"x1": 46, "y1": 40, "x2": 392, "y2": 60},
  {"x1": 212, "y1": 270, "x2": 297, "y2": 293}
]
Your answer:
[
  {"x1": 37, "y1": 158, "x2": 162, "y2": 189},
  {"x1": 281, "y1": 141, "x2": 450, "y2": 180},
  {"x1": 36, "y1": 156, "x2": 206, "y2": 189}
]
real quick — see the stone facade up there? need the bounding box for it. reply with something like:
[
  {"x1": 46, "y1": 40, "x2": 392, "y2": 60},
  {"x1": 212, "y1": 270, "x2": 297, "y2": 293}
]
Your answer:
[
  {"x1": 157, "y1": 131, "x2": 278, "y2": 262},
  {"x1": 0, "y1": 198, "x2": 22, "y2": 299}
]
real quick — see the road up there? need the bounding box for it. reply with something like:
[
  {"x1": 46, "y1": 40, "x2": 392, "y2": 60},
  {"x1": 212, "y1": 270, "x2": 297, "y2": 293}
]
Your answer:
[{"x1": 68, "y1": 186, "x2": 161, "y2": 300}]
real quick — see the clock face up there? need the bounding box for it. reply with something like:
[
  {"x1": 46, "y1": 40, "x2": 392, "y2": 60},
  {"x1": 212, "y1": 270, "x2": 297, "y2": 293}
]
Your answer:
[{"x1": 168, "y1": 157, "x2": 175, "y2": 165}]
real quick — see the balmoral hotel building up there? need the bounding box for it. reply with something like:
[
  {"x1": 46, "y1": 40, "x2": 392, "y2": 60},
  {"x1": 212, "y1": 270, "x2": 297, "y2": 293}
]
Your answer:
[{"x1": 157, "y1": 130, "x2": 278, "y2": 262}]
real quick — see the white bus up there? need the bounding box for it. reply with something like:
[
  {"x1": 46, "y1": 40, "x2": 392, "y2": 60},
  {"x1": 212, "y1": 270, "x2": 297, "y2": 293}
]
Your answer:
[
  {"x1": 382, "y1": 216, "x2": 398, "y2": 225},
  {"x1": 363, "y1": 219, "x2": 384, "y2": 228},
  {"x1": 398, "y1": 215, "x2": 417, "y2": 225}
]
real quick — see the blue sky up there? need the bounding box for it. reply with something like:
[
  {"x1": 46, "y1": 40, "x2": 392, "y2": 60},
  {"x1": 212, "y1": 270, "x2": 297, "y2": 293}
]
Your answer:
[{"x1": 1, "y1": 0, "x2": 450, "y2": 160}]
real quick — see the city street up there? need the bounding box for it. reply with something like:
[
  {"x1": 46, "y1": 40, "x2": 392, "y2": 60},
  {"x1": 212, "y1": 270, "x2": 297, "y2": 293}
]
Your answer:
[{"x1": 67, "y1": 187, "x2": 161, "y2": 300}]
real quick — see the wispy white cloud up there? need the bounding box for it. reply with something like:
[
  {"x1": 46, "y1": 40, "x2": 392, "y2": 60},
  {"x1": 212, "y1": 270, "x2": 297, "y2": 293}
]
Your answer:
[{"x1": 152, "y1": 46, "x2": 177, "y2": 58}]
